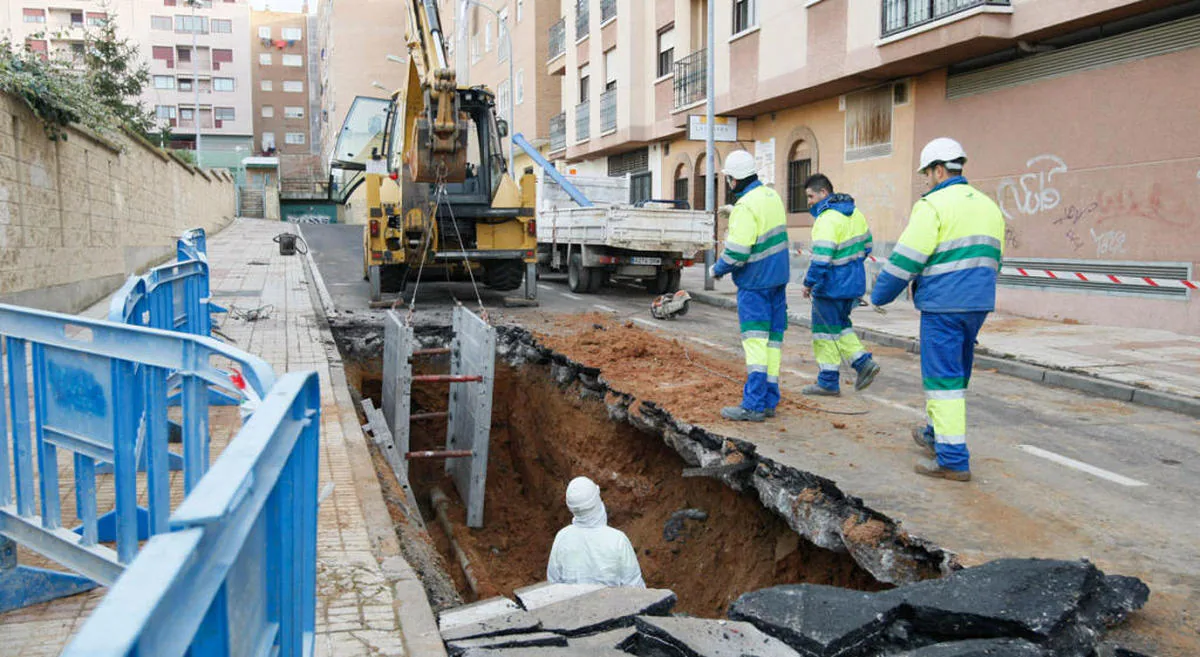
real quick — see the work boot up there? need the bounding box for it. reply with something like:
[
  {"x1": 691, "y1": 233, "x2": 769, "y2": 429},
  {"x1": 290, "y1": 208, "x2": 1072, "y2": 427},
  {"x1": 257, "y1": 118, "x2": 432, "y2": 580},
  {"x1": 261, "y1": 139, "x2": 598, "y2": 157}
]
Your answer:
[
  {"x1": 721, "y1": 406, "x2": 765, "y2": 422},
  {"x1": 801, "y1": 384, "x2": 840, "y2": 397},
  {"x1": 911, "y1": 425, "x2": 935, "y2": 457},
  {"x1": 914, "y1": 458, "x2": 971, "y2": 482},
  {"x1": 854, "y1": 359, "x2": 881, "y2": 391},
  {"x1": 764, "y1": 407, "x2": 776, "y2": 418}
]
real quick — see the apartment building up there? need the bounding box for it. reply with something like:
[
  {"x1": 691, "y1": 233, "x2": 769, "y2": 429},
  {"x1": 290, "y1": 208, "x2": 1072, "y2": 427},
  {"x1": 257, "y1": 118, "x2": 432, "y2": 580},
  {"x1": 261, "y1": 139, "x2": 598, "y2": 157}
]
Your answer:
[
  {"x1": 250, "y1": 8, "x2": 319, "y2": 183},
  {"x1": 4, "y1": 0, "x2": 255, "y2": 169},
  {"x1": 531, "y1": 0, "x2": 1200, "y2": 334}
]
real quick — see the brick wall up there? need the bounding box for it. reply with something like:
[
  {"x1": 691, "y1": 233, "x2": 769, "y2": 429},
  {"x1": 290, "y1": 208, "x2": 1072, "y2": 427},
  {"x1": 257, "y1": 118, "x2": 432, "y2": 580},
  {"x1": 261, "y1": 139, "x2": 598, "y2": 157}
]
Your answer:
[{"x1": 0, "y1": 92, "x2": 237, "y2": 314}]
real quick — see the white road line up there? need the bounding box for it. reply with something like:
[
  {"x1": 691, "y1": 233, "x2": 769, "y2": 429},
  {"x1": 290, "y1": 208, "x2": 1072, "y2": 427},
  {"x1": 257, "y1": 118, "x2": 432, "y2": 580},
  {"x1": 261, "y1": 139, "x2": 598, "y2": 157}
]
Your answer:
[
  {"x1": 593, "y1": 304, "x2": 618, "y2": 313},
  {"x1": 686, "y1": 336, "x2": 725, "y2": 350},
  {"x1": 537, "y1": 284, "x2": 553, "y2": 292},
  {"x1": 632, "y1": 318, "x2": 659, "y2": 329},
  {"x1": 862, "y1": 394, "x2": 926, "y2": 418},
  {"x1": 1017, "y1": 444, "x2": 1148, "y2": 487},
  {"x1": 561, "y1": 292, "x2": 584, "y2": 301}
]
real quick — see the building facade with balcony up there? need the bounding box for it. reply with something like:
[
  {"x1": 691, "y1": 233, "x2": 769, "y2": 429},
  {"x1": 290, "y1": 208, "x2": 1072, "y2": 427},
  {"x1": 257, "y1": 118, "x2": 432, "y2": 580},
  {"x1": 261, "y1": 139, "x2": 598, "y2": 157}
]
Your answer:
[
  {"x1": 5, "y1": 0, "x2": 255, "y2": 169},
  {"x1": 527, "y1": 0, "x2": 1200, "y2": 333},
  {"x1": 250, "y1": 8, "x2": 320, "y2": 185}
]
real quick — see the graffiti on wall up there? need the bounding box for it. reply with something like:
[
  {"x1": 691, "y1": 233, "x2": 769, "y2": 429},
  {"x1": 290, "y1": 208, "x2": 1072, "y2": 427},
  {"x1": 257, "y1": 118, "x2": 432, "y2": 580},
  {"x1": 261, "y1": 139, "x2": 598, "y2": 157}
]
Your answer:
[{"x1": 996, "y1": 154, "x2": 1068, "y2": 220}]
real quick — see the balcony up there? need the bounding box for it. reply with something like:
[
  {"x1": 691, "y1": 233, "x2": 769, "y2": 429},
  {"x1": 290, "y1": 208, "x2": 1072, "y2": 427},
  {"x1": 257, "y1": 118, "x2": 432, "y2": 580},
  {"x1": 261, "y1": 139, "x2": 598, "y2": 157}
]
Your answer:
[
  {"x1": 881, "y1": 0, "x2": 1011, "y2": 38},
  {"x1": 599, "y1": 89, "x2": 617, "y2": 135},
  {"x1": 575, "y1": 0, "x2": 589, "y2": 40},
  {"x1": 575, "y1": 100, "x2": 590, "y2": 142},
  {"x1": 600, "y1": 0, "x2": 616, "y2": 23},
  {"x1": 548, "y1": 18, "x2": 566, "y2": 61},
  {"x1": 673, "y1": 49, "x2": 706, "y2": 110},
  {"x1": 550, "y1": 112, "x2": 567, "y2": 153}
]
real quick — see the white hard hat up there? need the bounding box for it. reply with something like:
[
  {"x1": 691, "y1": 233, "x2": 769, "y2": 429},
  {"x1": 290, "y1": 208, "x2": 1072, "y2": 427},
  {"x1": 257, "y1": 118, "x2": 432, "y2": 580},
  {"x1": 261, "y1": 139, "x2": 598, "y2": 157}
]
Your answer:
[
  {"x1": 918, "y1": 137, "x2": 967, "y2": 173},
  {"x1": 565, "y1": 476, "x2": 601, "y2": 515},
  {"x1": 722, "y1": 150, "x2": 757, "y2": 180}
]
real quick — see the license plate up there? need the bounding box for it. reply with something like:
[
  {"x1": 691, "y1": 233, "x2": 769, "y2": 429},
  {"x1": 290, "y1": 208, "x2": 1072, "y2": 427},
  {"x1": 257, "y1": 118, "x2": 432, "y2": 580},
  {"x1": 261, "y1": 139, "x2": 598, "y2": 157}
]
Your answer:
[{"x1": 630, "y1": 256, "x2": 661, "y2": 266}]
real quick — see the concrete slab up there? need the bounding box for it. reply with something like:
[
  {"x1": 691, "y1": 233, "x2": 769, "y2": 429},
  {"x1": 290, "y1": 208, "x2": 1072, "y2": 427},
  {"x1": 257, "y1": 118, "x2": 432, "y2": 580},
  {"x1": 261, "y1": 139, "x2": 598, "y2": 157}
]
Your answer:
[
  {"x1": 440, "y1": 609, "x2": 544, "y2": 643},
  {"x1": 566, "y1": 626, "x2": 639, "y2": 651},
  {"x1": 533, "y1": 586, "x2": 677, "y2": 636},
  {"x1": 439, "y1": 597, "x2": 524, "y2": 632},
  {"x1": 728, "y1": 585, "x2": 898, "y2": 657},
  {"x1": 634, "y1": 615, "x2": 801, "y2": 657},
  {"x1": 513, "y1": 581, "x2": 606, "y2": 611},
  {"x1": 461, "y1": 649, "x2": 631, "y2": 657},
  {"x1": 446, "y1": 631, "x2": 567, "y2": 655}
]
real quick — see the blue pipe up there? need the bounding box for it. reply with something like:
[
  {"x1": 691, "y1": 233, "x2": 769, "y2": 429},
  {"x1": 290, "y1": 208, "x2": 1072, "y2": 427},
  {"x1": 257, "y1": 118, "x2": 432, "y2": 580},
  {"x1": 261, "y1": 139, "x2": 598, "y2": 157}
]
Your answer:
[{"x1": 511, "y1": 133, "x2": 593, "y2": 208}]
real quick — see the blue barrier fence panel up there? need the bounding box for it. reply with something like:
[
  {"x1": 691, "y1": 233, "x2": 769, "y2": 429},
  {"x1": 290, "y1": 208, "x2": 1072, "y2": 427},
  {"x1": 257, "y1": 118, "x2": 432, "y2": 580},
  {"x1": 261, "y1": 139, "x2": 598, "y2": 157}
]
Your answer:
[
  {"x1": 0, "y1": 304, "x2": 277, "y2": 613},
  {"x1": 63, "y1": 371, "x2": 321, "y2": 657}
]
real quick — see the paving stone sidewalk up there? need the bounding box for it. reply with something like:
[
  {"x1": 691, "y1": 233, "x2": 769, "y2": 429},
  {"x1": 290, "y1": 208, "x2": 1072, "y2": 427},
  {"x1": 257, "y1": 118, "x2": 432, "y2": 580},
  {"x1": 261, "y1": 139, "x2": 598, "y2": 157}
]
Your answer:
[{"x1": 0, "y1": 219, "x2": 437, "y2": 657}]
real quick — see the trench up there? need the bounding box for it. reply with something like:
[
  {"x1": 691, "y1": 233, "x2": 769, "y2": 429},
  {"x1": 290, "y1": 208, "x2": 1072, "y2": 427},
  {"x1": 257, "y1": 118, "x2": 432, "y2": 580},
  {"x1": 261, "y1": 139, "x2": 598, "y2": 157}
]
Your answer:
[{"x1": 338, "y1": 324, "x2": 910, "y2": 620}]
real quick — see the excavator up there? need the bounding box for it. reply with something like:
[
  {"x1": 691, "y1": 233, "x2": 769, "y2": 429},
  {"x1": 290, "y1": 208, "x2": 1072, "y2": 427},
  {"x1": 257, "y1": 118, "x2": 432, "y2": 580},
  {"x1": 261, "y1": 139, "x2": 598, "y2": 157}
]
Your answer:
[{"x1": 329, "y1": 0, "x2": 537, "y2": 305}]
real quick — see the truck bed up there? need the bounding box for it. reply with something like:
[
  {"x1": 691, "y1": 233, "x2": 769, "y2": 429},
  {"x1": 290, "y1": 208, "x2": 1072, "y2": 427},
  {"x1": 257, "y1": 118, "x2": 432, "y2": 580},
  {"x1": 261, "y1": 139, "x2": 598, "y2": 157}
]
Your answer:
[{"x1": 537, "y1": 205, "x2": 714, "y2": 257}]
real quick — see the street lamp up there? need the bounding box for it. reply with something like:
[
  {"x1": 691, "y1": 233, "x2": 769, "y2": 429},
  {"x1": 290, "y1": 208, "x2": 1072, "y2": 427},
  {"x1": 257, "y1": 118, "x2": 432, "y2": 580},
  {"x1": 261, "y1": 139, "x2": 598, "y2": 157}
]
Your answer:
[
  {"x1": 460, "y1": 0, "x2": 514, "y2": 175},
  {"x1": 185, "y1": 0, "x2": 203, "y2": 169}
]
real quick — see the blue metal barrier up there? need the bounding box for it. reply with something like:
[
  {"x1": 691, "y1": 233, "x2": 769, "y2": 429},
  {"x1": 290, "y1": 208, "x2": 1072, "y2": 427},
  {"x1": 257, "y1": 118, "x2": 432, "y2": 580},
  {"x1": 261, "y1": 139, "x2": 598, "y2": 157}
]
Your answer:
[
  {"x1": 0, "y1": 304, "x2": 275, "y2": 613},
  {"x1": 177, "y1": 227, "x2": 228, "y2": 317},
  {"x1": 63, "y1": 371, "x2": 320, "y2": 657}
]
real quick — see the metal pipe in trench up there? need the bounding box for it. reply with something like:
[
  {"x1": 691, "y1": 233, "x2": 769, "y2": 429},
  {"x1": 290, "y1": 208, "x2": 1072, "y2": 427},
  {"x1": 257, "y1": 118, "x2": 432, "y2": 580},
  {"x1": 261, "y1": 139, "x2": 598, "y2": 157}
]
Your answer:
[{"x1": 429, "y1": 486, "x2": 482, "y2": 598}]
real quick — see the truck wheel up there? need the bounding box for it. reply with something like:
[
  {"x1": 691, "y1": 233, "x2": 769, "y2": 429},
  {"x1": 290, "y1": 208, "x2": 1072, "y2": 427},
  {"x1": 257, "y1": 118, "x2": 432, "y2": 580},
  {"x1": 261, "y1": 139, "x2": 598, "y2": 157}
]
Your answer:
[
  {"x1": 644, "y1": 268, "x2": 673, "y2": 295},
  {"x1": 484, "y1": 260, "x2": 525, "y2": 291},
  {"x1": 667, "y1": 269, "x2": 682, "y2": 293},
  {"x1": 568, "y1": 254, "x2": 592, "y2": 293},
  {"x1": 380, "y1": 264, "x2": 407, "y2": 293},
  {"x1": 586, "y1": 268, "x2": 607, "y2": 293}
]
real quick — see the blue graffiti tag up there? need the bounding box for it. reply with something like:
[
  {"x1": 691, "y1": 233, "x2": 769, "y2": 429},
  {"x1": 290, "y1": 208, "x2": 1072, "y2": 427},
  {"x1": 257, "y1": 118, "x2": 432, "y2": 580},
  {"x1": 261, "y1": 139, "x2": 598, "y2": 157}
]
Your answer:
[{"x1": 47, "y1": 361, "x2": 107, "y2": 416}]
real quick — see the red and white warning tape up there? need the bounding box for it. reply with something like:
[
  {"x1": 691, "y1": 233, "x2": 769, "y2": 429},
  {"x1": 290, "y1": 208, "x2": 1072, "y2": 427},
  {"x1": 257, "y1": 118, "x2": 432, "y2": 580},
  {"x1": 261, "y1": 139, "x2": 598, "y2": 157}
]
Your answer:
[{"x1": 797, "y1": 250, "x2": 1199, "y2": 291}]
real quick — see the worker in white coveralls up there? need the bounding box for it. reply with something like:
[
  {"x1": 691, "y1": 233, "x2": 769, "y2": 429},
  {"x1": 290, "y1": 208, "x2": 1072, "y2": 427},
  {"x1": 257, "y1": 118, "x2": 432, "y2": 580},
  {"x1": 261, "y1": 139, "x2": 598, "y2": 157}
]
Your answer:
[
  {"x1": 546, "y1": 476, "x2": 645, "y2": 587},
  {"x1": 870, "y1": 138, "x2": 1005, "y2": 482},
  {"x1": 709, "y1": 150, "x2": 791, "y2": 422}
]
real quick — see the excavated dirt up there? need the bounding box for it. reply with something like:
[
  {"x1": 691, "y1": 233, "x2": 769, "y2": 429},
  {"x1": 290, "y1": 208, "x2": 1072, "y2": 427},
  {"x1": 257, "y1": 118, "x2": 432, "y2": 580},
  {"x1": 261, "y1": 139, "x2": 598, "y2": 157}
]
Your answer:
[{"x1": 351, "y1": 351, "x2": 885, "y2": 618}]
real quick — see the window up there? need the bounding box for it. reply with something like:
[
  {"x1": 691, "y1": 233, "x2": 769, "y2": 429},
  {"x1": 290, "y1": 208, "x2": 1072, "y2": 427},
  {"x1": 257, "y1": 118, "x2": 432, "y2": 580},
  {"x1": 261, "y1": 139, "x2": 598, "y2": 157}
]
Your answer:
[
  {"x1": 25, "y1": 39, "x2": 47, "y2": 55},
  {"x1": 497, "y1": 79, "x2": 511, "y2": 120},
  {"x1": 175, "y1": 15, "x2": 208, "y2": 34},
  {"x1": 260, "y1": 79, "x2": 273, "y2": 91},
  {"x1": 151, "y1": 15, "x2": 172, "y2": 30},
  {"x1": 152, "y1": 45, "x2": 175, "y2": 67},
  {"x1": 516, "y1": 70, "x2": 524, "y2": 105},
  {"x1": 258, "y1": 26, "x2": 271, "y2": 39},
  {"x1": 87, "y1": 12, "x2": 106, "y2": 27},
  {"x1": 155, "y1": 105, "x2": 178, "y2": 120},
  {"x1": 70, "y1": 12, "x2": 83, "y2": 26},
  {"x1": 22, "y1": 9, "x2": 46, "y2": 23},
  {"x1": 262, "y1": 105, "x2": 275, "y2": 118},
  {"x1": 844, "y1": 86, "x2": 893, "y2": 160},
  {"x1": 212, "y1": 19, "x2": 232, "y2": 33},
  {"x1": 733, "y1": 0, "x2": 758, "y2": 35},
  {"x1": 180, "y1": 108, "x2": 194, "y2": 120},
  {"x1": 153, "y1": 75, "x2": 176, "y2": 89},
  {"x1": 262, "y1": 132, "x2": 276, "y2": 151},
  {"x1": 284, "y1": 106, "x2": 305, "y2": 119},
  {"x1": 164, "y1": 0, "x2": 176, "y2": 5},
  {"x1": 673, "y1": 176, "x2": 689, "y2": 206},
  {"x1": 285, "y1": 132, "x2": 306, "y2": 145},
  {"x1": 485, "y1": 19, "x2": 493, "y2": 52},
  {"x1": 517, "y1": 0, "x2": 524, "y2": 23},
  {"x1": 283, "y1": 80, "x2": 304, "y2": 93},
  {"x1": 215, "y1": 107, "x2": 235, "y2": 121},
  {"x1": 213, "y1": 77, "x2": 235, "y2": 91},
  {"x1": 578, "y1": 63, "x2": 590, "y2": 103},
  {"x1": 630, "y1": 172, "x2": 652, "y2": 205},
  {"x1": 656, "y1": 26, "x2": 674, "y2": 78},
  {"x1": 498, "y1": 8, "x2": 509, "y2": 62},
  {"x1": 177, "y1": 47, "x2": 191, "y2": 63},
  {"x1": 259, "y1": 53, "x2": 272, "y2": 65},
  {"x1": 786, "y1": 154, "x2": 812, "y2": 214},
  {"x1": 604, "y1": 48, "x2": 617, "y2": 91},
  {"x1": 179, "y1": 78, "x2": 193, "y2": 92},
  {"x1": 212, "y1": 49, "x2": 233, "y2": 69},
  {"x1": 282, "y1": 54, "x2": 303, "y2": 67},
  {"x1": 282, "y1": 27, "x2": 302, "y2": 40}
]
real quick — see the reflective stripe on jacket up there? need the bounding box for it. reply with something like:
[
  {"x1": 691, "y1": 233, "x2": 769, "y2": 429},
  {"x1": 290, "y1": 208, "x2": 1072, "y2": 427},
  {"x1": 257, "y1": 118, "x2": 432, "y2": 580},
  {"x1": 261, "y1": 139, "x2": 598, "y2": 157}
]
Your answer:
[{"x1": 712, "y1": 182, "x2": 791, "y2": 289}]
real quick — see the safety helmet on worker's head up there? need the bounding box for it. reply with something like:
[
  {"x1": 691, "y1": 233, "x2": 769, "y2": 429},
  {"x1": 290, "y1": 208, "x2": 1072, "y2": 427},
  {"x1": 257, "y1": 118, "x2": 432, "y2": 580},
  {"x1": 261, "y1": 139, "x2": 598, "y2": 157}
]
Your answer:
[
  {"x1": 722, "y1": 150, "x2": 758, "y2": 181},
  {"x1": 917, "y1": 137, "x2": 967, "y2": 174}
]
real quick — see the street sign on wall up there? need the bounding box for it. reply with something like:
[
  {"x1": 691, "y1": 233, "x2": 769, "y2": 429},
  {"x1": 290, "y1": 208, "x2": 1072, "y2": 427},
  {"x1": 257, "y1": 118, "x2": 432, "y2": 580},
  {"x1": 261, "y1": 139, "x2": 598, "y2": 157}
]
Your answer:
[{"x1": 688, "y1": 115, "x2": 738, "y2": 142}]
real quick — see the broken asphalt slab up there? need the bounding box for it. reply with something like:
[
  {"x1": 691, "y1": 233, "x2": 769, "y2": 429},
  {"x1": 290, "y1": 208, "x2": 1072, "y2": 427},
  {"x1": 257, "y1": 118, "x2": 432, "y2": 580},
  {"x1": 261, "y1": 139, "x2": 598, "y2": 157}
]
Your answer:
[
  {"x1": 633, "y1": 615, "x2": 802, "y2": 657},
  {"x1": 439, "y1": 597, "x2": 543, "y2": 643},
  {"x1": 532, "y1": 586, "x2": 677, "y2": 636},
  {"x1": 446, "y1": 632, "x2": 567, "y2": 656},
  {"x1": 513, "y1": 581, "x2": 606, "y2": 610},
  {"x1": 567, "y1": 626, "x2": 639, "y2": 651},
  {"x1": 729, "y1": 559, "x2": 1148, "y2": 657},
  {"x1": 895, "y1": 638, "x2": 1046, "y2": 656},
  {"x1": 460, "y1": 648, "x2": 633, "y2": 657}
]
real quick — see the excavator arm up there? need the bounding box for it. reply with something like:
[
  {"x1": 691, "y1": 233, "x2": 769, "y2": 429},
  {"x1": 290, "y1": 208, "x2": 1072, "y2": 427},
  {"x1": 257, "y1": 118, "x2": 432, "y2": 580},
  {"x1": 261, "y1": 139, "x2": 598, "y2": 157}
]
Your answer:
[{"x1": 404, "y1": 0, "x2": 468, "y2": 183}]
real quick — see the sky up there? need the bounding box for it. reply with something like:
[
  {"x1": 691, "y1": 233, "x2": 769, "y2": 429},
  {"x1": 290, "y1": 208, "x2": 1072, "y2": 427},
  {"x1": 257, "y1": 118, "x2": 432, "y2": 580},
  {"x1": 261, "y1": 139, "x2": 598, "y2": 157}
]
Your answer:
[{"x1": 250, "y1": 0, "x2": 314, "y2": 13}]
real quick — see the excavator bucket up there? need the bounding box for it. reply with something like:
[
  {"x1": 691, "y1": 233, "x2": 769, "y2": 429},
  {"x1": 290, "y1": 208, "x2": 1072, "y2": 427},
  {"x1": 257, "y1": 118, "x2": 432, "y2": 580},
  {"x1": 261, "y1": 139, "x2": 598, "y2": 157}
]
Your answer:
[{"x1": 407, "y1": 115, "x2": 470, "y2": 183}]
